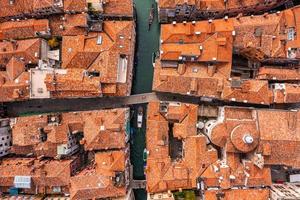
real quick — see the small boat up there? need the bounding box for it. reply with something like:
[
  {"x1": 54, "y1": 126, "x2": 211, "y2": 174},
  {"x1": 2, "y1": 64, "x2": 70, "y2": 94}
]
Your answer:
[
  {"x1": 137, "y1": 106, "x2": 143, "y2": 128},
  {"x1": 148, "y1": 4, "x2": 154, "y2": 31}
]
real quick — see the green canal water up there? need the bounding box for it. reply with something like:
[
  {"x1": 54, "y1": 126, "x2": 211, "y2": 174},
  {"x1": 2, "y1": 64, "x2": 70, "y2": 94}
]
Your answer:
[
  {"x1": 132, "y1": 0, "x2": 160, "y2": 94},
  {"x1": 131, "y1": 0, "x2": 160, "y2": 199}
]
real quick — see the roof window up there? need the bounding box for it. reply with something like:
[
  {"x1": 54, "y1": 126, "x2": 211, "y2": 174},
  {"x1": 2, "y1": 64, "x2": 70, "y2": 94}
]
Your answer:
[
  {"x1": 97, "y1": 36, "x2": 102, "y2": 45},
  {"x1": 288, "y1": 28, "x2": 295, "y2": 41}
]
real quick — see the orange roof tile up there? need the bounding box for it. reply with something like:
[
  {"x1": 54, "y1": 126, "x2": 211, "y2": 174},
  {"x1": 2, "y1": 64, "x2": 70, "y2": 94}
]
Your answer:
[
  {"x1": 0, "y1": 19, "x2": 135, "y2": 102},
  {"x1": 44, "y1": 68, "x2": 102, "y2": 99},
  {"x1": 154, "y1": 7, "x2": 300, "y2": 105},
  {"x1": 49, "y1": 14, "x2": 87, "y2": 37},
  {"x1": 233, "y1": 6, "x2": 300, "y2": 60},
  {"x1": 11, "y1": 108, "x2": 129, "y2": 156},
  {"x1": 70, "y1": 150, "x2": 128, "y2": 199},
  {"x1": 57, "y1": 20, "x2": 135, "y2": 97},
  {"x1": 0, "y1": 39, "x2": 42, "y2": 66},
  {"x1": 159, "y1": 0, "x2": 286, "y2": 11},
  {"x1": 146, "y1": 101, "x2": 218, "y2": 193},
  {"x1": 0, "y1": 157, "x2": 76, "y2": 190},
  {"x1": 158, "y1": 0, "x2": 288, "y2": 23},
  {"x1": 222, "y1": 80, "x2": 272, "y2": 104},
  {"x1": 0, "y1": 38, "x2": 42, "y2": 102},
  {"x1": 63, "y1": 0, "x2": 87, "y2": 12},
  {"x1": 0, "y1": 19, "x2": 49, "y2": 40},
  {"x1": 257, "y1": 67, "x2": 300, "y2": 81},
  {"x1": 0, "y1": 0, "x2": 66, "y2": 22},
  {"x1": 204, "y1": 188, "x2": 270, "y2": 200},
  {"x1": 101, "y1": 0, "x2": 133, "y2": 18},
  {"x1": 208, "y1": 106, "x2": 300, "y2": 168}
]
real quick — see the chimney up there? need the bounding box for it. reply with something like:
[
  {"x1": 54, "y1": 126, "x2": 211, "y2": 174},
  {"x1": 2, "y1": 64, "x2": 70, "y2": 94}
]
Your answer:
[{"x1": 10, "y1": 40, "x2": 18, "y2": 50}]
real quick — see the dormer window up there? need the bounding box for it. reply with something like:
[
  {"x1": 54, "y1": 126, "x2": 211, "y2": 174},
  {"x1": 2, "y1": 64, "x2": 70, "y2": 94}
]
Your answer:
[
  {"x1": 47, "y1": 114, "x2": 61, "y2": 125},
  {"x1": 288, "y1": 28, "x2": 295, "y2": 41},
  {"x1": 9, "y1": 0, "x2": 15, "y2": 5},
  {"x1": 97, "y1": 36, "x2": 102, "y2": 45}
]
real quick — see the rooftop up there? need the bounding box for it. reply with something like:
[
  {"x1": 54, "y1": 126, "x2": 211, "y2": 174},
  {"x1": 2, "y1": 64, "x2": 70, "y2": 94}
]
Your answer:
[
  {"x1": 153, "y1": 6, "x2": 300, "y2": 105},
  {"x1": 146, "y1": 101, "x2": 218, "y2": 193},
  {"x1": 0, "y1": 19, "x2": 135, "y2": 102},
  {"x1": 11, "y1": 108, "x2": 129, "y2": 157},
  {"x1": 0, "y1": 0, "x2": 133, "y2": 22},
  {"x1": 207, "y1": 106, "x2": 300, "y2": 169},
  {"x1": 70, "y1": 150, "x2": 128, "y2": 199},
  {"x1": 158, "y1": 0, "x2": 288, "y2": 23},
  {"x1": 146, "y1": 101, "x2": 300, "y2": 196},
  {"x1": 0, "y1": 157, "x2": 77, "y2": 192}
]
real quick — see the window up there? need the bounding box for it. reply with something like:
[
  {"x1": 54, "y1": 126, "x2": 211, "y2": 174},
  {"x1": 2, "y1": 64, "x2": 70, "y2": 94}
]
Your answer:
[
  {"x1": 288, "y1": 28, "x2": 295, "y2": 41},
  {"x1": 96, "y1": 36, "x2": 102, "y2": 45},
  {"x1": 192, "y1": 67, "x2": 198, "y2": 73},
  {"x1": 52, "y1": 186, "x2": 61, "y2": 193},
  {"x1": 254, "y1": 27, "x2": 263, "y2": 37}
]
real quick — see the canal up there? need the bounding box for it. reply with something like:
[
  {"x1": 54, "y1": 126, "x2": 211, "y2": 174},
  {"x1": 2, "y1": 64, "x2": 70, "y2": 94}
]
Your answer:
[{"x1": 130, "y1": 0, "x2": 160, "y2": 199}]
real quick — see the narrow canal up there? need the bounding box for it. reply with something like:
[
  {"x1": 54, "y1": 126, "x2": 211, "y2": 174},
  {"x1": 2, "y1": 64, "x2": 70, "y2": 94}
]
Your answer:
[{"x1": 130, "y1": 0, "x2": 160, "y2": 199}]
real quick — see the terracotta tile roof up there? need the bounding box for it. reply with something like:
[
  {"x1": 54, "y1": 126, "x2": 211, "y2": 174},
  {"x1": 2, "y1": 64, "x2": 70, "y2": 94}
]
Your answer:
[
  {"x1": 57, "y1": 20, "x2": 135, "y2": 97},
  {"x1": 62, "y1": 21, "x2": 134, "y2": 69},
  {"x1": 257, "y1": 67, "x2": 300, "y2": 81},
  {"x1": 154, "y1": 7, "x2": 300, "y2": 105},
  {"x1": 10, "y1": 108, "x2": 129, "y2": 156},
  {"x1": 63, "y1": 0, "x2": 87, "y2": 12},
  {"x1": 0, "y1": 19, "x2": 134, "y2": 101},
  {"x1": 100, "y1": 0, "x2": 134, "y2": 18},
  {"x1": 0, "y1": 0, "x2": 133, "y2": 22},
  {"x1": 80, "y1": 108, "x2": 128, "y2": 151},
  {"x1": 146, "y1": 102, "x2": 300, "y2": 195},
  {"x1": 0, "y1": 0, "x2": 34, "y2": 19},
  {"x1": 0, "y1": 19, "x2": 49, "y2": 40},
  {"x1": 158, "y1": 0, "x2": 289, "y2": 23},
  {"x1": 49, "y1": 14, "x2": 87, "y2": 37},
  {"x1": 0, "y1": 157, "x2": 75, "y2": 189},
  {"x1": 161, "y1": 20, "x2": 234, "y2": 62},
  {"x1": 70, "y1": 150, "x2": 127, "y2": 199},
  {"x1": 11, "y1": 113, "x2": 79, "y2": 157},
  {"x1": 233, "y1": 6, "x2": 300, "y2": 60},
  {"x1": 70, "y1": 175, "x2": 126, "y2": 200},
  {"x1": 0, "y1": 0, "x2": 65, "y2": 21},
  {"x1": 44, "y1": 68, "x2": 102, "y2": 99},
  {"x1": 273, "y1": 84, "x2": 300, "y2": 103},
  {"x1": 204, "y1": 188, "x2": 270, "y2": 200},
  {"x1": 234, "y1": 7, "x2": 300, "y2": 59},
  {"x1": 0, "y1": 38, "x2": 44, "y2": 102},
  {"x1": 0, "y1": 39, "x2": 42, "y2": 66},
  {"x1": 0, "y1": 58, "x2": 29, "y2": 102},
  {"x1": 33, "y1": 0, "x2": 57, "y2": 10},
  {"x1": 208, "y1": 107, "x2": 300, "y2": 168},
  {"x1": 95, "y1": 151, "x2": 125, "y2": 176},
  {"x1": 222, "y1": 80, "x2": 272, "y2": 104},
  {"x1": 159, "y1": 0, "x2": 286, "y2": 10},
  {"x1": 146, "y1": 101, "x2": 218, "y2": 193},
  {"x1": 201, "y1": 152, "x2": 272, "y2": 189}
]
